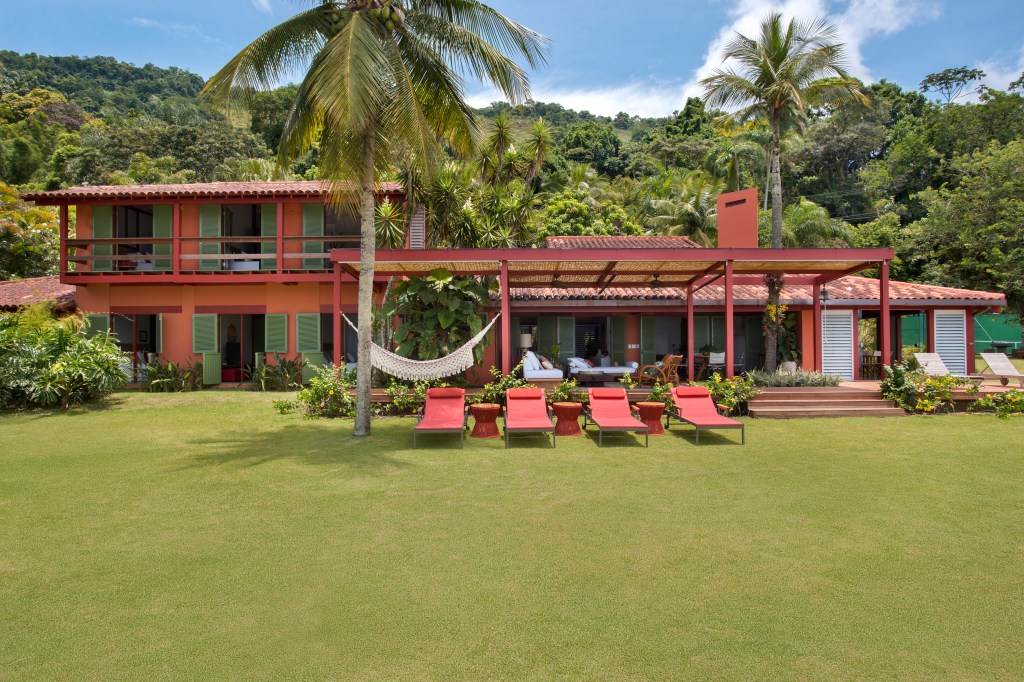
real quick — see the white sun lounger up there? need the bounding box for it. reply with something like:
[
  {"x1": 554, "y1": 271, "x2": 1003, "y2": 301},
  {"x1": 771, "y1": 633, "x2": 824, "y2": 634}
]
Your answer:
[
  {"x1": 978, "y1": 353, "x2": 1024, "y2": 387},
  {"x1": 913, "y1": 353, "x2": 983, "y2": 382}
]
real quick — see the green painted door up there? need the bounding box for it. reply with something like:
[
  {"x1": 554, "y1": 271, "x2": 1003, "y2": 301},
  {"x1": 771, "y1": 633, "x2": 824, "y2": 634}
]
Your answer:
[
  {"x1": 152, "y1": 204, "x2": 172, "y2": 271},
  {"x1": 640, "y1": 316, "x2": 657, "y2": 365},
  {"x1": 536, "y1": 317, "x2": 556, "y2": 358},
  {"x1": 261, "y1": 203, "x2": 277, "y2": 271},
  {"x1": 302, "y1": 204, "x2": 325, "y2": 270},
  {"x1": 609, "y1": 316, "x2": 626, "y2": 365},
  {"x1": 192, "y1": 314, "x2": 220, "y2": 384},
  {"x1": 744, "y1": 315, "x2": 764, "y2": 370},
  {"x1": 199, "y1": 204, "x2": 221, "y2": 271},
  {"x1": 693, "y1": 315, "x2": 710, "y2": 352},
  {"x1": 711, "y1": 315, "x2": 726, "y2": 352},
  {"x1": 91, "y1": 206, "x2": 113, "y2": 272},
  {"x1": 557, "y1": 317, "x2": 575, "y2": 362}
]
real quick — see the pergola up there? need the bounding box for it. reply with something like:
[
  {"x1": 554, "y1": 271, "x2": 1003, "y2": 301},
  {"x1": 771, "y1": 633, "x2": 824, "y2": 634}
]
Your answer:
[{"x1": 330, "y1": 247, "x2": 895, "y2": 380}]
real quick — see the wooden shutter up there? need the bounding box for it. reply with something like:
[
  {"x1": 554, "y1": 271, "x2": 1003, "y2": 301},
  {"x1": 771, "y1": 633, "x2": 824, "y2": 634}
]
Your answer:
[
  {"x1": 556, "y1": 317, "x2": 575, "y2": 361},
  {"x1": 822, "y1": 310, "x2": 855, "y2": 380},
  {"x1": 155, "y1": 313, "x2": 163, "y2": 354},
  {"x1": 91, "y1": 206, "x2": 113, "y2": 272},
  {"x1": 640, "y1": 316, "x2": 657, "y2": 365},
  {"x1": 151, "y1": 204, "x2": 172, "y2": 270},
  {"x1": 609, "y1": 316, "x2": 626, "y2": 364},
  {"x1": 264, "y1": 314, "x2": 288, "y2": 354},
  {"x1": 302, "y1": 352, "x2": 324, "y2": 384},
  {"x1": 711, "y1": 315, "x2": 726, "y2": 351},
  {"x1": 536, "y1": 317, "x2": 556, "y2": 357},
  {"x1": 192, "y1": 314, "x2": 218, "y2": 353},
  {"x1": 202, "y1": 353, "x2": 222, "y2": 385},
  {"x1": 934, "y1": 310, "x2": 967, "y2": 375},
  {"x1": 302, "y1": 203, "x2": 325, "y2": 270},
  {"x1": 84, "y1": 313, "x2": 110, "y2": 338},
  {"x1": 199, "y1": 204, "x2": 221, "y2": 271},
  {"x1": 296, "y1": 313, "x2": 321, "y2": 354},
  {"x1": 261, "y1": 203, "x2": 277, "y2": 271},
  {"x1": 693, "y1": 315, "x2": 710, "y2": 352}
]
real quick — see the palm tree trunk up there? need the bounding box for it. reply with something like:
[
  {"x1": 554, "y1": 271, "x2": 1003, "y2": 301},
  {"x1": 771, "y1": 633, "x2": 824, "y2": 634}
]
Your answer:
[
  {"x1": 762, "y1": 117, "x2": 786, "y2": 373},
  {"x1": 770, "y1": 118, "x2": 784, "y2": 248},
  {"x1": 763, "y1": 153, "x2": 771, "y2": 210},
  {"x1": 353, "y1": 126, "x2": 376, "y2": 437}
]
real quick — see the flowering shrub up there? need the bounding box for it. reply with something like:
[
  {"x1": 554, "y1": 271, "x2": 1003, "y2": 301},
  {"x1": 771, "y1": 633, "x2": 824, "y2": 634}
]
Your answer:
[
  {"x1": 548, "y1": 377, "x2": 584, "y2": 404},
  {"x1": 384, "y1": 377, "x2": 455, "y2": 416},
  {"x1": 699, "y1": 373, "x2": 758, "y2": 415},
  {"x1": 881, "y1": 362, "x2": 974, "y2": 414},
  {"x1": 295, "y1": 364, "x2": 356, "y2": 419},
  {"x1": 471, "y1": 362, "x2": 530, "y2": 405},
  {"x1": 647, "y1": 380, "x2": 672, "y2": 406},
  {"x1": 970, "y1": 389, "x2": 1024, "y2": 420}
]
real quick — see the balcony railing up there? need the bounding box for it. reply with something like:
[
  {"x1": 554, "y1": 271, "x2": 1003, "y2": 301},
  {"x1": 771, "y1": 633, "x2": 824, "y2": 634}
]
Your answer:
[{"x1": 65, "y1": 235, "x2": 359, "y2": 274}]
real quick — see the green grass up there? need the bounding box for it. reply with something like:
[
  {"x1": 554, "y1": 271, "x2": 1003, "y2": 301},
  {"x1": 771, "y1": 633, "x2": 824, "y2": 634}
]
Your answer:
[{"x1": 2, "y1": 393, "x2": 1023, "y2": 680}]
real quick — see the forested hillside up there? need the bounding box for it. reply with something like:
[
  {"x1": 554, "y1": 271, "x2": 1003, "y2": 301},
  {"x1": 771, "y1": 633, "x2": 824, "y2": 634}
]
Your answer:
[{"x1": 1, "y1": 50, "x2": 1022, "y2": 319}]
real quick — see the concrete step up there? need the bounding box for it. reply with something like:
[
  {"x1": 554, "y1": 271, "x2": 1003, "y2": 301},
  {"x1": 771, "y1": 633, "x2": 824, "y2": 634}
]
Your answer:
[{"x1": 749, "y1": 405, "x2": 905, "y2": 418}]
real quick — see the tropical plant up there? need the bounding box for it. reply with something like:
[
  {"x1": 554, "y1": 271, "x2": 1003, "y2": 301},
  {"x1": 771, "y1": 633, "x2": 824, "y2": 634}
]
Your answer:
[
  {"x1": 472, "y1": 362, "x2": 530, "y2": 405},
  {"x1": 548, "y1": 377, "x2": 583, "y2": 404},
  {"x1": 374, "y1": 197, "x2": 406, "y2": 248},
  {"x1": 970, "y1": 389, "x2": 1024, "y2": 419},
  {"x1": 204, "y1": 0, "x2": 548, "y2": 436},
  {"x1": 746, "y1": 368, "x2": 841, "y2": 387},
  {"x1": 213, "y1": 157, "x2": 282, "y2": 182},
  {"x1": 881, "y1": 362, "x2": 973, "y2": 413},
  {"x1": 701, "y1": 12, "x2": 866, "y2": 371},
  {"x1": 1, "y1": 181, "x2": 60, "y2": 279},
  {"x1": 698, "y1": 373, "x2": 758, "y2": 415},
  {"x1": 778, "y1": 198, "x2": 851, "y2": 247},
  {"x1": 647, "y1": 379, "x2": 672, "y2": 406},
  {"x1": 295, "y1": 364, "x2": 357, "y2": 419},
  {"x1": 648, "y1": 170, "x2": 723, "y2": 246},
  {"x1": 249, "y1": 354, "x2": 304, "y2": 391},
  {"x1": 145, "y1": 358, "x2": 205, "y2": 392}
]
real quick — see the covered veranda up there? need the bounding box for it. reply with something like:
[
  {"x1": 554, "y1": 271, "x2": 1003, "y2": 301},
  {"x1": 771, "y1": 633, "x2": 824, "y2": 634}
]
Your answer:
[{"x1": 329, "y1": 246, "x2": 895, "y2": 380}]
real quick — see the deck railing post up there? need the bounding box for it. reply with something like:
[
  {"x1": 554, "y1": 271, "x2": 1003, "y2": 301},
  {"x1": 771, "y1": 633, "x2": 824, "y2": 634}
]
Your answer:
[
  {"x1": 880, "y1": 260, "x2": 891, "y2": 367},
  {"x1": 500, "y1": 259, "x2": 511, "y2": 376},
  {"x1": 686, "y1": 282, "x2": 695, "y2": 383},
  {"x1": 813, "y1": 282, "x2": 822, "y2": 372},
  {"x1": 333, "y1": 263, "x2": 342, "y2": 368}
]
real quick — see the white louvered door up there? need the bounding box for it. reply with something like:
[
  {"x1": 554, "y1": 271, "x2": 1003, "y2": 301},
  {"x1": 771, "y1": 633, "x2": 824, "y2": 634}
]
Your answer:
[
  {"x1": 822, "y1": 310, "x2": 855, "y2": 380},
  {"x1": 934, "y1": 310, "x2": 967, "y2": 375}
]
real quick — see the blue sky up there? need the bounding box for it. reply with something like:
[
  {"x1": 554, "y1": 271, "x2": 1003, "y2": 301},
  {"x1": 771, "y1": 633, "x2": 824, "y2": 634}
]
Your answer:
[{"x1": 2, "y1": 0, "x2": 1022, "y2": 116}]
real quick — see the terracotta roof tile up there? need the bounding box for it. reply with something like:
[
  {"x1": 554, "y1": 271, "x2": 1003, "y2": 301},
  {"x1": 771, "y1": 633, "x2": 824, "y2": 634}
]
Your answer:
[
  {"x1": 545, "y1": 235, "x2": 701, "y2": 249},
  {"x1": 511, "y1": 275, "x2": 1005, "y2": 305},
  {"x1": 0, "y1": 276, "x2": 76, "y2": 311},
  {"x1": 22, "y1": 181, "x2": 405, "y2": 204}
]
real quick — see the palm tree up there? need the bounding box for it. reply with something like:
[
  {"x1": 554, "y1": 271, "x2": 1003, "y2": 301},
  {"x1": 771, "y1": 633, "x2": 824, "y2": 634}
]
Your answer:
[
  {"x1": 780, "y1": 198, "x2": 851, "y2": 247},
  {"x1": 703, "y1": 132, "x2": 763, "y2": 193},
  {"x1": 522, "y1": 118, "x2": 553, "y2": 187},
  {"x1": 204, "y1": 1, "x2": 547, "y2": 435},
  {"x1": 648, "y1": 171, "x2": 724, "y2": 246},
  {"x1": 213, "y1": 157, "x2": 283, "y2": 182},
  {"x1": 700, "y1": 12, "x2": 865, "y2": 371}
]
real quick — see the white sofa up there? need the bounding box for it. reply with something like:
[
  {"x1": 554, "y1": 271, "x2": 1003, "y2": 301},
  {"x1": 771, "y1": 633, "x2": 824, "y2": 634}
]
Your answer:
[
  {"x1": 522, "y1": 350, "x2": 564, "y2": 380},
  {"x1": 567, "y1": 357, "x2": 638, "y2": 376}
]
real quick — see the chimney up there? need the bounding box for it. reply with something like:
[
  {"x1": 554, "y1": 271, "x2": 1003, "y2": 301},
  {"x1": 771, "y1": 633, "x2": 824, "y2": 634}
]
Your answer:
[{"x1": 716, "y1": 188, "x2": 759, "y2": 248}]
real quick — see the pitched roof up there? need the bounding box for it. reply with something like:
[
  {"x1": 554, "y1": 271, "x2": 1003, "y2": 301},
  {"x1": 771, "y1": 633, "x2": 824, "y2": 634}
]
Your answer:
[
  {"x1": 545, "y1": 235, "x2": 701, "y2": 249},
  {"x1": 22, "y1": 180, "x2": 405, "y2": 204},
  {"x1": 512, "y1": 275, "x2": 1005, "y2": 306},
  {"x1": 0, "y1": 276, "x2": 76, "y2": 311}
]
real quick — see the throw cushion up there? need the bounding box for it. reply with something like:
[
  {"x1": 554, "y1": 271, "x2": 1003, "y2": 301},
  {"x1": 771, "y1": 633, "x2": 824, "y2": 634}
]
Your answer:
[
  {"x1": 541, "y1": 359, "x2": 554, "y2": 370},
  {"x1": 524, "y1": 351, "x2": 541, "y2": 371},
  {"x1": 567, "y1": 357, "x2": 587, "y2": 368}
]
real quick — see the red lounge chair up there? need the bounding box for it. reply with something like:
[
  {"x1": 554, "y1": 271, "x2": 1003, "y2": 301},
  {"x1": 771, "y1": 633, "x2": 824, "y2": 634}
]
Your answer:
[
  {"x1": 413, "y1": 388, "x2": 468, "y2": 449},
  {"x1": 503, "y1": 388, "x2": 556, "y2": 448},
  {"x1": 582, "y1": 388, "x2": 649, "y2": 447},
  {"x1": 666, "y1": 386, "x2": 745, "y2": 444}
]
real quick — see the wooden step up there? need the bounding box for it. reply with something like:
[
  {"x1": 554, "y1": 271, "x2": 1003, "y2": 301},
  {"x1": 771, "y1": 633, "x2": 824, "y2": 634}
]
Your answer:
[
  {"x1": 749, "y1": 398, "x2": 889, "y2": 408},
  {"x1": 751, "y1": 387, "x2": 881, "y2": 399},
  {"x1": 748, "y1": 405, "x2": 905, "y2": 418}
]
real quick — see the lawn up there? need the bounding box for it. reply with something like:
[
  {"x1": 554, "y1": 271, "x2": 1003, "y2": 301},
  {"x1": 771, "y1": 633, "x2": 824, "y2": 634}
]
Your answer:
[{"x1": 2, "y1": 393, "x2": 1023, "y2": 680}]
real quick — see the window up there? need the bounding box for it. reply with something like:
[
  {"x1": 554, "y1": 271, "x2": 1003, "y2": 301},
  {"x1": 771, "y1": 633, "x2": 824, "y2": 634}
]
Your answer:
[
  {"x1": 222, "y1": 204, "x2": 262, "y2": 261},
  {"x1": 325, "y1": 206, "x2": 360, "y2": 249},
  {"x1": 114, "y1": 205, "x2": 154, "y2": 271}
]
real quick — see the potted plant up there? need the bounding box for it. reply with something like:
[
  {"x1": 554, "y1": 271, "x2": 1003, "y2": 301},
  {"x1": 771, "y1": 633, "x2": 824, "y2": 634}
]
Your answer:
[
  {"x1": 469, "y1": 362, "x2": 529, "y2": 438},
  {"x1": 548, "y1": 377, "x2": 585, "y2": 436},
  {"x1": 634, "y1": 379, "x2": 669, "y2": 436}
]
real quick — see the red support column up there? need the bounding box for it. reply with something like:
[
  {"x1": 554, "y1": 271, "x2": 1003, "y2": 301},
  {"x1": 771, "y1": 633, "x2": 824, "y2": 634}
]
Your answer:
[
  {"x1": 500, "y1": 259, "x2": 511, "y2": 376},
  {"x1": 724, "y1": 260, "x2": 735, "y2": 378},
  {"x1": 852, "y1": 309, "x2": 860, "y2": 380},
  {"x1": 813, "y1": 283, "x2": 823, "y2": 372},
  {"x1": 58, "y1": 205, "x2": 68, "y2": 276},
  {"x1": 926, "y1": 309, "x2": 936, "y2": 352},
  {"x1": 332, "y1": 263, "x2": 342, "y2": 367},
  {"x1": 966, "y1": 309, "x2": 976, "y2": 374},
  {"x1": 686, "y1": 283, "x2": 695, "y2": 383},
  {"x1": 172, "y1": 202, "x2": 181, "y2": 274},
  {"x1": 276, "y1": 201, "x2": 285, "y2": 276},
  {"x1": 880, "y1": 260, "x2": 891, "y2": 367}
]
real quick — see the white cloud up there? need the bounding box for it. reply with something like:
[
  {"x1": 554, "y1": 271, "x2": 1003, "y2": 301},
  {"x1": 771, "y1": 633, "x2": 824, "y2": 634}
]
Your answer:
[
  {"x1": 976, "y1": 45, "x2": 1024, "y2": 92},
  {"x1": 251, "y1": 0, "x2": 272, "y2": 14},
  {"x1": 130, "y1": 17, "x2": 221, "y2": 45},
  {"x1": 468, "y1": 0, "x2": 940, "y2": 117}
]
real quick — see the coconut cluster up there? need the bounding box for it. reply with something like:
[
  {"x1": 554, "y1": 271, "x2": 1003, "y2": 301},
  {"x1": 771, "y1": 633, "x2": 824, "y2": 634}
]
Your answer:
[{"x1": 351, "y1": 0, "x2": 405, "y2": 31}]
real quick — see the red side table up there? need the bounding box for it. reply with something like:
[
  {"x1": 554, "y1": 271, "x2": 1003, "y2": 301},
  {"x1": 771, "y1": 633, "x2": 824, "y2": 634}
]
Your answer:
[
  {"x1": 634, "y1": 402, "x2": 666, "y2": 436},
  {"x1": 552, "y1": 402, "x2": 583, "y2": 436},
  {"x1": 470, "y1": 403, "x2": 502, "y2": 439}
]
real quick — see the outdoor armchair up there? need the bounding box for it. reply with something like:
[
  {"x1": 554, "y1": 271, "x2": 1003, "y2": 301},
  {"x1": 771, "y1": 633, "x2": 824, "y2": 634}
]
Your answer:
[
  {"x1": 637, "y1": 354, "x2": 681, "y2": 386},
  {"x1": 503, "y1": 388, "x2": 556, "y2": 448},
  {"x1": 582, "y1": 388, "x2": 649, "y2": 447},
  {"x1": 665, "y1": 386, "x2": 744, "y2": 444},
  {"x1": 413, "y1": 388, "x2": 468, "y2": 449}
]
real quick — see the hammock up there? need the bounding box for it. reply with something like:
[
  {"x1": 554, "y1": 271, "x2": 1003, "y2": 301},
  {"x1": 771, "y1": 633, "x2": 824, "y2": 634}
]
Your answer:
[{"x1": 342, "y1": 313, "x2": 500, "y2": 381}]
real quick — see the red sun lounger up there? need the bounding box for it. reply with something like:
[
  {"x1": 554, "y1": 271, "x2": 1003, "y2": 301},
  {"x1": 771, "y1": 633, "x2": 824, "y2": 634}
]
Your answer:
[
  {"x1": 503, "y1": 388, "x2": 556, "y2": 448},
  {"x1": 666, "y1": 386, "x2": 744, "y2": 444},
  {"x1": 413, "y1": 387, "x2": 468, "y2": 449},
  {"x1": 582, "y1": 387, "x2": 649, "y2": 447}
]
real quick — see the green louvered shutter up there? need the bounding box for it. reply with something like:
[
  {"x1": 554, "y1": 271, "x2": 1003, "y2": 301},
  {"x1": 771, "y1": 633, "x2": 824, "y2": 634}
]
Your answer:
[
  {"x1": 91, "y1": 206, "x2": 113, "y2": 272},
  {"x1": 556, "y1": 317, "x2": 575, "y2": 362},
  {"x1": 264, "y1": 314, "x2": 288, "y2": 354},
  {"x1": 199, "y1": 204, "x2": 221, "y2": 271},
  {"x1": 302, "y1": 352, "x2": 324, "y2": 384},
  {"x1": 152, "y1": 205, "x2": 172, "y2": 270},
  {"x1": 536, "y1": 317, "x2": 556, "y2": 358},
  {"x1": 261, "y1": 203, "x2": 277, "y2": 271},
  {"x1": 744, "y1": 314, "x2": 764, "y2": 371},
  {"x1": 694, "y1": 316, "x2": 711, "y2": 352},
  {"x1": 296, "y1": 313, "x2": 321, "y2": 353},
  {"x1": 609, "y1": 316, "x2": 627, "y2": 365},
  {"x1": 711, "y1": 315, "x2": 726, "y2": 352},
  {"x1": 84, "y1": 313, "x2": 110, "y2": 338},
  {"x1": 202, "y1": 354, "x2": 222, "y2": 385},
  {"x1": 510, "y1": 316, "x2": 521, "y2": 350},
  {"x1": 192, "y1": 314, "x2": 218, "y2": 353},
  {"x1": 302, "y1": 204, "x2": 325, "y2": 269},
  {"x1": 640, "y1": 316, "x2": 657, "y2": 365},
  {"x1": 155, "y1": 313, "x2": 163, "y2": 354}
]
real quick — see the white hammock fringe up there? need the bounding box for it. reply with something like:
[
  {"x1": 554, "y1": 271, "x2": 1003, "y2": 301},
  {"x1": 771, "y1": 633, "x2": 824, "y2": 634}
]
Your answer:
[{"x1": 342, "y1": 313, "x2": 499, "y2": 382}]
